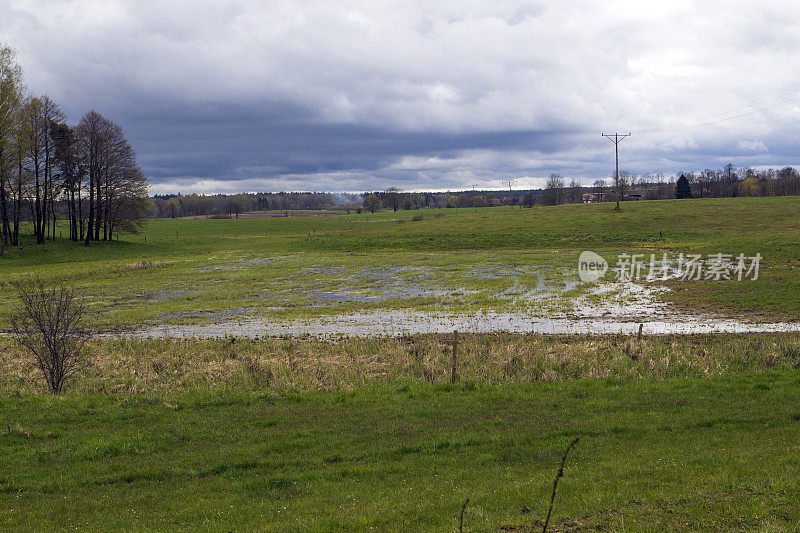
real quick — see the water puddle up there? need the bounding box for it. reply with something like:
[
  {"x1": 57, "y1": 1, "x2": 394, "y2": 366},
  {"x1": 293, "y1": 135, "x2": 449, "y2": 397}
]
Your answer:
[
  {"x1": 131, "y1": 281, "x2": 799, "y2": 340},
  {"x1": 130, "y1": 310, "x2": 800, "y2": 339}
]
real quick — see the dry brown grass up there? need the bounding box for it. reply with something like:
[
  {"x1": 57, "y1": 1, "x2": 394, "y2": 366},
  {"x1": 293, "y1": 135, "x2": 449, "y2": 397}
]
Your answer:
[{"x1": 2, "y1": 332, "x2": 799, "y2": 395}]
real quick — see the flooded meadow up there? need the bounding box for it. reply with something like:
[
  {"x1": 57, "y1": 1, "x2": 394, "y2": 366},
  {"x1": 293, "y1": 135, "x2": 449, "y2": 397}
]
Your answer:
[{"x1": 130, "y1": 251, "x2": 799, "y2": 339}]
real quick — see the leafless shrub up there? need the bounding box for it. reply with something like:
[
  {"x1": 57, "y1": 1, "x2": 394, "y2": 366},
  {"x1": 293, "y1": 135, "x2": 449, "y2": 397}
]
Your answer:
[{"x1": 10, "y1": 279, "x2": 92, "y2": 393}]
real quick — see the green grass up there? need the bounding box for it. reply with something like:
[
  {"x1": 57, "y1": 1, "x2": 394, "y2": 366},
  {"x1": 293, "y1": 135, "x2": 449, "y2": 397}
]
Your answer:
[
  {"x1": 2, "y1": 196, "x2": 800, "y2": 328},
  {"x1": 2, "y1": 372, "x2": 800, "y2": 530}
]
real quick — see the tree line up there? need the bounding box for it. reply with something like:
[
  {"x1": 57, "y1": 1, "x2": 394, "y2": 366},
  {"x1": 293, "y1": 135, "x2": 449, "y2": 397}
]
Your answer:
[
  {"x1": 155, "y1": 188, "x2": 562, "y2": 217},
  {"x1": 582, "y1": 165, "x2": 800, "y2": 204},
  {"x1": 338, "y1": 165, "x2": 800, "y2": 215},
  {"x1": 0, "y1": 44, "x2": 148, "y2": 253},
  {"x1": 149, "y1": 166, "x2": 800, "y2": 219},
  {"x1": 148, "y1": 161, "x2": 798, "y2": 217},
  {"x1": 150, "y1": 192, "x2": 362, "y2": 218}
]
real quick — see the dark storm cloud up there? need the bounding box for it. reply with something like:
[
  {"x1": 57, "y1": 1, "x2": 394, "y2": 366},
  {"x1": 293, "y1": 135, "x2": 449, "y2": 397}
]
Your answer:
[
  {"x1": 3, "y1": 0, "x2": 800, "y2": 193},
  {"x1": 125, "y1": 102, "x2": 573, "y2": 182}
]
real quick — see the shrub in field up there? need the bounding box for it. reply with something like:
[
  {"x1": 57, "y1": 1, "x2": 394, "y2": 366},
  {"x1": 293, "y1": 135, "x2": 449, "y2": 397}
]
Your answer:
[{"x1": 11, "y1": 279, "x2": 92, "y2": 393}]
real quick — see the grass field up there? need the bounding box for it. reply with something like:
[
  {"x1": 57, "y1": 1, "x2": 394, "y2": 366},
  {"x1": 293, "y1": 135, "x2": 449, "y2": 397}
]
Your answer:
[
  {"x1": 1, "y1": 196, "x2": 800, "y2": 329},
  {"x1": 3, "y1": 371, "x2": 800, "y2": 530},
  {"x1": 3, "y1": 197, "x2": 800, "y2": 530}
]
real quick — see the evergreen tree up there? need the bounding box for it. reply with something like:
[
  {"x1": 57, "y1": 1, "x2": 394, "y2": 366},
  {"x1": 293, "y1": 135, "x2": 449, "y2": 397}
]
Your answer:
[{"x1": 675, "y1": 174, "x2": 692, "y2": 199}]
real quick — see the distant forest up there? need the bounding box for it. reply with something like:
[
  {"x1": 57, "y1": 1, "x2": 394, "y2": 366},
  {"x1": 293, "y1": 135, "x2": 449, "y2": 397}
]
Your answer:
[{"x1": 151, "y1": 164, "x2": 800, "y2": 218}]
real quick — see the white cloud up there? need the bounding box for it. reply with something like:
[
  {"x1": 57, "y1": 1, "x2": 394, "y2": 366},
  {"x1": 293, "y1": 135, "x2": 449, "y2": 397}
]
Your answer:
[{"x1": 737, "y1": 140, "x2": 768, "y2": 152}]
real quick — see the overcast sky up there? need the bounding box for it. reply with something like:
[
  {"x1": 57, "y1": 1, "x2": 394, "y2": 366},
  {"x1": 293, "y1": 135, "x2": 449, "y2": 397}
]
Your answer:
[{"x1": 4, "y1": 0, "x2": 800, "y2": 193}]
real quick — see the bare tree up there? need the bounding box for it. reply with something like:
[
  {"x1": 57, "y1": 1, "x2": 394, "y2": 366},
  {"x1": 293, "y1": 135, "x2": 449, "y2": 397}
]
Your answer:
[
  {"x1": 567, "y1": 179, "x2": 583, "y2": 204},
  {"x1": 542, "y1": 173, "x2": 566, "y2": 206},
  {"x1": 592, "y1": 179, "x2": 606, "y2": 202},
  {"x1": 11, "y1": 279, "x2": 92, "y2": 393}
]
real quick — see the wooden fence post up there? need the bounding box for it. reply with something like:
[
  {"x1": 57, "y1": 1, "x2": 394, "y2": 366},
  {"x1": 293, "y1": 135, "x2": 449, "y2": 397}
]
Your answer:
[{"x1": 451, "y1": 330, "x2": 459, "y2": 384}]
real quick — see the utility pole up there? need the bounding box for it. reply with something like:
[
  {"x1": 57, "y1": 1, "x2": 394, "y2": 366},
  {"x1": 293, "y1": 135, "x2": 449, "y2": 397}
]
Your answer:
[
  {"x1": 470, "y1": 184, "x2": 479, "y2": 213},
  {"x1": 501, "y1": 179, "x2": 517, "y2": 208},
  {"x1": 601, "y1": 132, "x2": 631, "y2": 210}
]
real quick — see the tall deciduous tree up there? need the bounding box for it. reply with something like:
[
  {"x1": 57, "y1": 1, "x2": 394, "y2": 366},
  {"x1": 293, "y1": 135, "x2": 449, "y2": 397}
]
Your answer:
[
  {"x1": 9, "y1": 98, "x2": 30, "y2": 246},
  {"x1": 0, "y1": 43, "x2": 24, "y2": 253},
  {"x1": 51, "y1": 123, "x2": 81, "y2": 241},
  {"x1": 38, "y1": 95, "x2": 65, "y2": 241},
  {"x1": 76, "y1": 110, "x2": 148, "y2": 244},
  {"x1": 542, "y1": 173, "x2": 566, "y2": 206},
  {"x1": 76, "y1": 110, "x2": 104, "y2": 244},
  {"x1": 23, "y1": 97, "x2": 45, "y2": 243}
]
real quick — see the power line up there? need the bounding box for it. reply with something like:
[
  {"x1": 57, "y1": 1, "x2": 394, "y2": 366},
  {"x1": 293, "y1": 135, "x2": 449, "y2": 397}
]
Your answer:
[
  {"x1": 470, "y1": 184, "x2": 479, "y2": 213},
  {"x1": 636, "y1": 89, "x2": 800, "y2": 135},
  {"x1": 547, "y1": 137, "x2": 606, "y2": 176}
]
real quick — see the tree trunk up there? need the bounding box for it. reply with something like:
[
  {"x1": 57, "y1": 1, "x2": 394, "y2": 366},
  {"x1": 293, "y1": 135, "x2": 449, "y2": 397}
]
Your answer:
[
  {"x1": 78, "y1": 184, "x2": 83, "y2": 241},
  {"x1": 70, "y1": 186, "x2": 77, "y2": 241},
  {"x1": 0, "y1": 178, "x2": 9, "y2": 251},
  {"x1": 42, "y1": 173, "x2": 49, "y2": 242},
  {"x1": 13, "y1": 150, "x2": 22, "y2": 246},
  {"x1": 94, "y1": 175, "x2": 101, "y2": 240},
  {"x1": 51, "y1": 200, "x2": 56, "y2": 240},
  {"x1": 0, "y1": 146, "x2": 9, "y2": 251},
  {"x1": 35, "y1": 165, "x2": 43, "y2": 243},
  {"x1": 85, "y1": 171, "x2": 93, "y2": 245},
  {"x1": 103, "y1": 179, "x2": 109, "y2": 240}
]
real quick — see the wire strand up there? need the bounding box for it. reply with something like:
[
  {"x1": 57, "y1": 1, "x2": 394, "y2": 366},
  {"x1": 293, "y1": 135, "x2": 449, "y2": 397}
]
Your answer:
[{"x1": 636, "y1": 89, "x2": 800, "y2": 135}]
